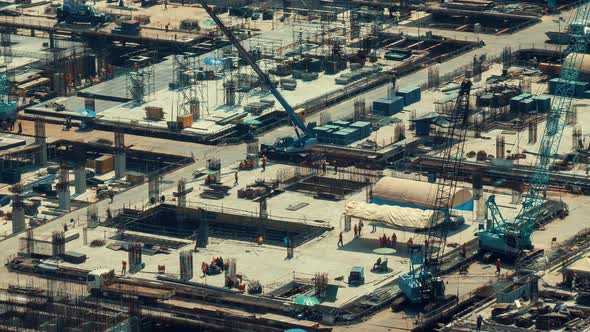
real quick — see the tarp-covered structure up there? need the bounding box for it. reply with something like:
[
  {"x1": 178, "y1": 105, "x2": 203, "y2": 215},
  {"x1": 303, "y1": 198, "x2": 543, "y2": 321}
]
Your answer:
[
  {"x1": 566, "y1": 257, "x2": 590, "y2": 275},
  {"x1": 343, "y1": 201, "x2": 445, "y2": 229},
  {"x1": 371, "y1": 177, "x2": 473, "y2": 211}
]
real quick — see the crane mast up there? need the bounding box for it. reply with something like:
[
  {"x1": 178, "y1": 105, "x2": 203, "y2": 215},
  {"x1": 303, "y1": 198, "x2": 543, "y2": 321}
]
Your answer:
[
  {"x1": 480, "y1": 0, "x2": 589, "y2": 257},
  {"x1": 399, "y1": 80, "x2": 472, "y2": 303}
]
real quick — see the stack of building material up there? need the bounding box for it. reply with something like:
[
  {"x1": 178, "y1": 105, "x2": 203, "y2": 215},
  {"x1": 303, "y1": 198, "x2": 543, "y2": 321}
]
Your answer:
[
  {"x1": 126, "y1": 171, "x2": 145, "y2": 185},
  {"x1": 177, "y1": 114, "x2": 193, "y2": 129},
  {"x1": 396, "y1": 86, "x2": 421, "y2": 106},
  {"x1": 135, "y1": 14, "x2": 151, "y2": 25},
  {"x1": 373, "y1": 97, "x2": 404, "y2": 115},
  {"x1": 335, "y1": 66, "x2": 382, "y2": 85},
  {"x1": 62, "y1": 251, "x2": 86, "y2": 264},
  {"x1": 95, "y1": 155, "x2": 114, "y2": 175},
  {"x1": 384, "y1": 49, "x2": 411, "y2": 61},
  {"x1": 280, "y1": 78, "x2": 297, "y2": 90},
  {"x1": 532, "y1": 95, "x2": 551, "y2": 112},
  {"x1": 0, "y1": 169, "x2": 20, "y2": 184},
  {"x1": 145, "y1": 106, "x2": 165, "y2": 120}
]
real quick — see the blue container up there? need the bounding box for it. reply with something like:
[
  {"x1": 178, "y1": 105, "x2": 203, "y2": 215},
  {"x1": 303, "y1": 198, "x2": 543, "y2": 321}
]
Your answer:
[
  {"x1": 350, "y1": 121, "x2": 372, "y2": 137},
  {"x1": 332, "y1": 120, "x2": 350, "y2": 128},
  {"x1": 532, "y1": 95, "x2": 551, "y2": 113},
  {"x1": 397, "y1": 86, "x2": 421, "y2": 106},
  {"x1": 510, "y1": 95, "x2": 524, "y2": 113},
  {"x1": 520, "y1": 98, "x2": 534, "y2": 113},
  {"x1": 332, "y1": 130, "x2": 353, "y2": 145},
  {"x1": 373, "y1": 96, "x2": 404, "y2": 115}
]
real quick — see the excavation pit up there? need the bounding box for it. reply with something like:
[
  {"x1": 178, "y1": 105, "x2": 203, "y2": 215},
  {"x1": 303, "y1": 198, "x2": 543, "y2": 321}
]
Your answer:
[{"x1": 105, "y1": 204, "x2": 331, "y2": 248}]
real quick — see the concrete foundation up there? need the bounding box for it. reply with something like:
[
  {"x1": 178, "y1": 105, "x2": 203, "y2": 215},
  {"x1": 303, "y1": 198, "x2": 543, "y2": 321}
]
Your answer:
[{"x1": 74, "y1": 166, "x2": 87, "y2": 194}]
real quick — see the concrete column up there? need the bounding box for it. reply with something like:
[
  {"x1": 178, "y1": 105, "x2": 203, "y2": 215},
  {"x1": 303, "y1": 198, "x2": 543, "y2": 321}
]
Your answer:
[
  {"x1": 58, "y1": 189, "x2": 71, "y2": 211},
  {"x1": 197, "y1": 219, "x2": 209, "y2": 248},
  {"x1": 58, "y1": 167, "x2": 71, "y2": 211},
  {"x1": 39, "y1": 144, "x2": 48, "y2": 166},
  {"x1": 11, "y1": 205, "x2": 25, "y2": 234},
  {"x1": 75, "y1": 166, "x2": 86, "y2": 194},
  {"x1": 115, "y1": 153, "x2": 126, "y2": 179}
]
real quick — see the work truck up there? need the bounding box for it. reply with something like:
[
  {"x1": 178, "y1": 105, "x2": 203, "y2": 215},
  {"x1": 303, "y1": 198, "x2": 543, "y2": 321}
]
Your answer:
[
  {"x1": 87, "y1": 268, "x2": 175, "y2": 302},
  {"x1": 56, "y1": 0, "x2": 110, "y2": 25}
]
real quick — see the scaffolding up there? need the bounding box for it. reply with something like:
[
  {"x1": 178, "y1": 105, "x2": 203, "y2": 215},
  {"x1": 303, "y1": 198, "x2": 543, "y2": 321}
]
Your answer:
[
  {"x1": 173, "y1": 53, "x2": 201, "y2": 119},
  {"x1": 125, "y1": 52, "x2": 156, "y2": 104}
]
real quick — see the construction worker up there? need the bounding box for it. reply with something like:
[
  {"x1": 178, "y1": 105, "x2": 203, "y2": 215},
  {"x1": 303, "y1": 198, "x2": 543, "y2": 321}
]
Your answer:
[
  {"x1": 261, "y1": 155, "x2": 267, "y2": 172},
  {"x1": 201, "y1": 262, "x2": 207, "y2": 277},
  {"x1": 392, "y1": 233, "x2": 397, "y2": 249},
  {"x1": 353, "y1": 224, "x2": 358, "y2": 238},
  {"x1": 371, "y1": 222, "x2": 377, "y2": 233},
  {"x1": 333, "y1": 160, "x2": 338, "y2": 174},
  {"x1": 321, "y1": 160, "x2": 327, "y2": 174},
  {"x1": 476, "y1": 314, "x2": 483, "y2": 331},
  {"x1": 337, "y1": 231, "x2": 343, "y2": 247},
  {"x1": 121, "y1": 261, "x2": 127, "y2": 276},
  {"x1": 358, "y1": 220, "x2": 364, "y2": 235},
  {"x1": 461, "y1": 243, "x2": 467, "y2": 258},
  {"x1": 234, "y1": 171, "x2": 239, "y2": 186},
  {"x1": 495, "y1": 259, "x2": 502, "y2": 275}
]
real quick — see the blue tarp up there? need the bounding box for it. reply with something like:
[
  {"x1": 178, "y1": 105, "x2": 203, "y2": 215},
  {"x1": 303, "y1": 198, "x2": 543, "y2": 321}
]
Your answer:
[{"x1": 204, "y1": 57, "x2": 225, "y2": 67}]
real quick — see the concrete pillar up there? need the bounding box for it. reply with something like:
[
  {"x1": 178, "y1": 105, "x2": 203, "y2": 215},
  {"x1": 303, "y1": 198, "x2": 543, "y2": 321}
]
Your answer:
[
  {"x1": 58, "y1": 167, "x2": 70, "y2": 211},
  {"x1": 74, "y1": 166, "x2": 86, "y2": 194},
  {"x1": 114, "y1": 131, "x2": 126, "y2": 179},
  {"x1": 197, "y1": 219, "x2": 209, "y2": 248},
  {"x1": 115, "y1": 153, "x2": 126, "y2": 179},
  {"x1": 58, "y1": 189, "x2": 71, "y2": 211},
  {"x1": 11, "y1": 204, "x2": 25, "y2": 234},
  {"x1": 39, "y1": 144, "x2": 48, "y2": 166}
]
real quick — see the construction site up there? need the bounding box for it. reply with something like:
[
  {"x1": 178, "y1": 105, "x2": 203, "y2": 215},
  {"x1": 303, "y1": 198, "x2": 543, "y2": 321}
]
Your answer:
[{"x1": 2, "y1": 0, "x2": 590, "y2": 331}]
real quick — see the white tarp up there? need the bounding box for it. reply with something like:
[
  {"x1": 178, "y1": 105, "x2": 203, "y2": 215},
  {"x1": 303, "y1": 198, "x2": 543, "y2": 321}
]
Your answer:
[
  {"x1": 567, "y1": 257, "x2": 590, "y2": 274},
  {"x1": 372, "y1": 177, "x2": 473, "y2": 209},
  {"x1": 343, "y1": 201, "x2": 444, "y2": 229}
]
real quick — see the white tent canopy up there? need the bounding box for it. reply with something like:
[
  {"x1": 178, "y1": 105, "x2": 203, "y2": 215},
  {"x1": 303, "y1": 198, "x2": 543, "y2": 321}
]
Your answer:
[
  {"x1": 372, "y1": 177, "x2": 473, "y2": 209},
  {"x1": 343, "y1": 201, "x2": 445, "y2": 229}
]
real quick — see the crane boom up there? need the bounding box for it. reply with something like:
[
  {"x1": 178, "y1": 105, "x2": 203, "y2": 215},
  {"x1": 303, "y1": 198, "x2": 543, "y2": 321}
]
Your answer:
[
  {"x1": 399, "y1": 80, "x2": 471, "y2": 303},
  {"x1": 480, "y1": 0, "x2": 589, "y2": 257},
  {"x1": 197, "y1": 0, "x2": 310, "y2": 138}
]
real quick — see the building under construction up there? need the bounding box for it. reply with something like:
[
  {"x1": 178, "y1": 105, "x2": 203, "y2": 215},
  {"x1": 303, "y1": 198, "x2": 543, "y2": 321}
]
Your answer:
[{"x1": 1, "y1": 0, "x2": 590, "y2": 331}]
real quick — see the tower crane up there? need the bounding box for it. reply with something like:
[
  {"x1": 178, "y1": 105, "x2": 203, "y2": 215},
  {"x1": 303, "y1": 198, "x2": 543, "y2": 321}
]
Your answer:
[
  {"x1": 197, "y1": 0, "x2": 317, "y2": 157},
  {"x1": 399, "y1": 79, "x2": 472, "y2": 303},
  {"x1": 478, "y1": 1, "x2": 588, "y2": 258}
]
